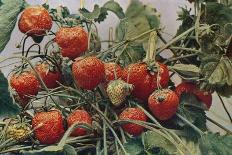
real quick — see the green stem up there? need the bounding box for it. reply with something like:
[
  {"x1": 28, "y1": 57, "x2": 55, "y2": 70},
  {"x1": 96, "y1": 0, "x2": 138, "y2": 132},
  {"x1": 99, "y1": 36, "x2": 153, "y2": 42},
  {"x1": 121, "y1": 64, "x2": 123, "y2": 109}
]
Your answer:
[
  {"x1": 206, "y1": 116, "x2": 232, "y2": 134},
  {"x1": 176, "y1": 113, "x2": 204, "y2": 136},
  {"x1": 169, "y1": 47, "x2": 201, "y2": 53},
  {"x1": 156, "y1": 26, "x2": 195, "y2": 56},
  {"x1": 136, "y1": 104, "x2": 190, "y2": 154},
  {"x1": 217, "y1": 93, "x2": 232, "y2": 123},
  {"x1": 103, "y1": 107, "x2": 108, "y2": 155},
  {"x1": 164, "y1": 53, "x2": 198, "y2": 64}
]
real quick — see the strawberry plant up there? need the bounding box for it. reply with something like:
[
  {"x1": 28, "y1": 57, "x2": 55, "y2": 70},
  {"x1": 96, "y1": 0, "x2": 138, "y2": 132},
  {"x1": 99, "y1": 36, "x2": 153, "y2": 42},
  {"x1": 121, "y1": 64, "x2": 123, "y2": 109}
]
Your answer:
[{"x1": 0, "y1": 0, "x2": 232, "y2": 154}]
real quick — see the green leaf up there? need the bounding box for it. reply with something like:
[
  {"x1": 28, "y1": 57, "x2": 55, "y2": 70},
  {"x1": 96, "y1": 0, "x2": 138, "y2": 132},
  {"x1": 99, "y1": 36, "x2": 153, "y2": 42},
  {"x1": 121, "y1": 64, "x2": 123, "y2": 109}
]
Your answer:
[
  {"x1": 205, "y1": 2, "x2": 232, "y2": 37},
  {"x1": 116, "y1": 45, "x2": 144, "y2": 66},
  {"x1": 173, "y1": 93, "x2": 207, "y2": 131},
  {"x1": 142, "y1": 131, "x2": 177, "y2": 155},
  {"x1": 79, "y1": 5, "x2": 101, "y2": 20},
  {"x1": 116, "y1": 0, "x2": 160, "y2": 43},
  {"x1": 0, "y1": 70, "x2": 20, "y2": 117},
  {"x1": 123, "y1": 137, "x2": 144, "y2": 155},
  {"x1": 200, "y1": 56, "x2": 232, "y2": 86},
  {"x1": 0, "y1": 0, "x2": 26, "y2": 52},
  {"x1": 180, "y1": 138, "x2": 202, "y2": 155},
  {"x1": 169, "y1": 64, "x2": 200, "y2": 78},
  {"x1": 115, "y1": 0, "x2": 160, "y2": 65},
  {"x1": 79, "y1": 0, "x2": 124, "y2": 23},
  {"x1": 103, "y1": 0, "x2": 125, "y2": 19},
  {"x1": 199, "y1": 133, "x2": 232, "y2": 155},
  {"x1": 63, "y1": 145, "x2": 77, "y2": 155}
]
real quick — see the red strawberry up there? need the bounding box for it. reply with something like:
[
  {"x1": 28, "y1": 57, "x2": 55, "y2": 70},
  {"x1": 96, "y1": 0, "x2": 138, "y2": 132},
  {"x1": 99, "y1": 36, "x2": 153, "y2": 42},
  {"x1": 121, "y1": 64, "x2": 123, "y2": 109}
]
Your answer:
[
  {"x1": 18, "y1": 6, "x2": 52, "y2": 36},
  {"x1": 175, "y1": 82, "x2": 212, "y2": 109},
  {"x1": 32, "y1": 110, "x2": 65, "y2": 144},
  {"x1": 55, "y1": 26, "x2": 88, "y2": 60},
  {"x1": 119, "y1": 108, "x2": 147, "y2": 136},
  {"x1": 148, "y1": 89, "x2": 179, "y2": 121},
  {"x1": 72, "y1": 57, "x2": 105, "y2": 90},
  {"x1": 121, "y1": 63, "x2": 169, "y2": 102},
  {"x1": 67, "y1": 110, "x2": 92, "y2": 137},
  {"x1": 10, "y1": 71, "x2": 40, "y2": 107},
  {"x1": 35, "y1": 63, "x2": 61, "y2": 89},
  {"x1": 104, "y1": 62, "x2": 123, "y2": 83}
]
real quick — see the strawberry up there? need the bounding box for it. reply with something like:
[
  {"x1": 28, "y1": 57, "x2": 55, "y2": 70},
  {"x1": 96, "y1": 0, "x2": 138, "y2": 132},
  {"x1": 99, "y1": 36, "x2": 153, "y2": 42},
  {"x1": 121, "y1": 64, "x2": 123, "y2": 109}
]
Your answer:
[
  {"x1": 6, "y1": 122, "x2": 30, "y2": 142},
  {"x1": 67, "y1": 110, "x2": 92, "y2": 137},
  {"x1": 106, "y1": 80, "x2": 133, "y2": 107},
  {"x1": 119, "y1": 108, "x2": 147, "y2": 136},
  {"x1": 104, "y1": 63, "x2": 123, "y2": 83},
  {"x1": 175, "y1": 82, "x2": 212, "y2": 109},
  {"x1": 18, "y1": 6, "x2": 52, "y2": 36},
  {"x1": 72, "y1": 56, "x2": 105, "y2": 90},
  {"x1": 35, "y1": 63, "x2": 62, "y2": 89},
  {"x1": 148, "y1": 89, "x2": 179, "y2": 121},
  {"x1": 121, "y1": 63, "x2": 169, "y2": 102},
  {"x1": 10, "y1": 71, "x2": 40, "y2": 107},
  {"x1": 55, "y1": 26, "x2": 88, "y2": 60},
  {"x1": 32, "y1": 110, "x2": 65, "y2": 144}
]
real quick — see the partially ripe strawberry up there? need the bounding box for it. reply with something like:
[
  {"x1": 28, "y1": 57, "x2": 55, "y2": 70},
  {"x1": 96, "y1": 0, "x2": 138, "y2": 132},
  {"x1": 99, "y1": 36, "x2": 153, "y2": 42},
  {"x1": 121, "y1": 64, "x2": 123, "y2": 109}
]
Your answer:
[
  {"x1": 32, "y1": 110, "x2": 65, "y2": 144},
  {"x1": 148, "y1": 89, "x2": 179, "y2": 121},
  {"x1": 67, "y1": 110, "x2": 92, "y2": 137},
  {"x1": 55, "y1": 26, "x2": 88, "y2": 60},
  {"x1": 18, "y1": 6, "x2": 52, "y2": 36},
  {"x1": 35, "y1": 63, "x2": 61, "y2": 89},
  {"x1": 107, "y1": 80, "x2": 133, "y2": 107},
  {"x1": 119, "y1": 108, "x2": 147, "y2": 136},
  {"x1": 72, "y1": 57, "x2": 105, "y2": 90},
  {"x1": 121, "y1": 63, "x2": 169, "y2": 102},
  {"x1": 10, "y1": 71, "x2": 40, "y2": 107},
  {"x1": 175, "y1": 82, "x2": 212, "y2": 109},
  {"x1": 104, "y1": 63, "x2": 123, "y2": 83}
]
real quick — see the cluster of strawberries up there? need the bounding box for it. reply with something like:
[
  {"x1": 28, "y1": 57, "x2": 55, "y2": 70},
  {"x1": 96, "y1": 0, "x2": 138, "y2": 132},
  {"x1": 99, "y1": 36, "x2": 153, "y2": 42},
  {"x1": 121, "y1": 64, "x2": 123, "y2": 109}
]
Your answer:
[{"x1": 9, "y1": 6, "x2": 212, "y2": 144}]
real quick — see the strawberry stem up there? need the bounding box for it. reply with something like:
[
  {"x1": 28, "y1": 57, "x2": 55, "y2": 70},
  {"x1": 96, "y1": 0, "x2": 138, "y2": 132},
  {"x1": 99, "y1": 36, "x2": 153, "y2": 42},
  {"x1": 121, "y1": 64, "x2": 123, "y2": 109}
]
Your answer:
[
  {"x1": 176, "y1": 113, "x2": 204, "y2": 136},
  {"x1": 206, "y1": 116, "x2": 232, "y2": 134},
  {"x1": 217, "y1": 93, "x2": 232, "y2": 123}
]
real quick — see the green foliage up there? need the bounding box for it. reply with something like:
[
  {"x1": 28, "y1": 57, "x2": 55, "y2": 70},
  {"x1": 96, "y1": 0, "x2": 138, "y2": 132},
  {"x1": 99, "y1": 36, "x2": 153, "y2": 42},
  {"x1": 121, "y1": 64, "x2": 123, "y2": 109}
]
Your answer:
[
  {"x1": 79, "y1": 0, "x2": 125, "y2": 23},
  {"x1": 143, "y1": 131, "x2": 176, "y2": 154},
  {"x1": 0, "y1": 71, "x2": 20, "y2": 117},
  {"x1": 115, "y1": 0, "x2": 160, "y2": 65},
  {"x1": 200, "y1": 55, "x2": 232, "y2": 87},
  {"x1": 199, "y1": 133, "x2": 232, "y2": 155},
  {"x1": 21, "y1": 144, "x2": 76, "y2": 155},
  {"x1": 173, "y1": 93, "x2": 207, "y2": 132},
  {"x1": 169, "y1": 64, "x2": 200, "y2": 79},
  {"x1": 123, "y1": 131, "x2": 175, "y2": 155},
  {"x1": 0, "y1": 0, "x2": 26, "y2": 52},
  {"x1": 49, "y1": 6, "x2": 80, "y2": 27},
  {"x1": 123, "y1": 137, "x2": 144, "y2": 155}
]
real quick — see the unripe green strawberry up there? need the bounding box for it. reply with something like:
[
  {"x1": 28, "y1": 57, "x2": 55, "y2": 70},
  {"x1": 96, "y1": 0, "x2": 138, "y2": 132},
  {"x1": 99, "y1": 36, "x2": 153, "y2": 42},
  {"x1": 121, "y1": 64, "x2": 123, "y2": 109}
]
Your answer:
[
  {"x1": 6, "y1": 123, "x2": 31, "y2": 142},
  {"x1": 106, "y1": 80, "x2": 133, "y2": 107}
]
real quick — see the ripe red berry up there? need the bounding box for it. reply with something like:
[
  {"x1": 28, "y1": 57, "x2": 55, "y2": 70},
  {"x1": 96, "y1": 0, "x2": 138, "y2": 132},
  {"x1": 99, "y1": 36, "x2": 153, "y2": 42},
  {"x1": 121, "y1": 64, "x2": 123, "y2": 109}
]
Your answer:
[
  {"x1": 67, "y1": 110, "x2": 92, "y2": 137},
  {"x1": 148, "y1": 89, "x2": 179, "y2": 121},
  {"x1": 119, "y1": 108, "x2": 147, "y2": 136},
  {"x1": 121, "y1": 63, "x2": 169, "y2": 102},
  {"x1": 55, "y1": 26, "x2": 88, "y2": 60},
  {"x1": 18, "y1": 6, "x2": 52, "y2": 36},
  {"x1": 10, "y1": 71, "x2": 40, "y2": 107},
  {"x1": 104, "y1": 62, "x2": 123, "y2": 83},
  {"x1": 35, "y1": 63, "x2": 62, "y2": 89},
  {"x1": 175, "y1": 82, "x2": 212, "y2": 109},
  {"x1": 72, "y1": 57, "x2": 105, "y2": 90},
  {"x1": 32, "y1": 110, "x2": 65, "y2": 144}
]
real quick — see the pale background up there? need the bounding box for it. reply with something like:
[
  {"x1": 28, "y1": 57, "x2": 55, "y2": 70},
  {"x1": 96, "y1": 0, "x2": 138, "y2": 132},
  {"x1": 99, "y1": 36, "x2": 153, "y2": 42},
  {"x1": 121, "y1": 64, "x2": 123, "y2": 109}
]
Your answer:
[{"x1": 1, "y1": 0, "x2": 232, "y2": 133}]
